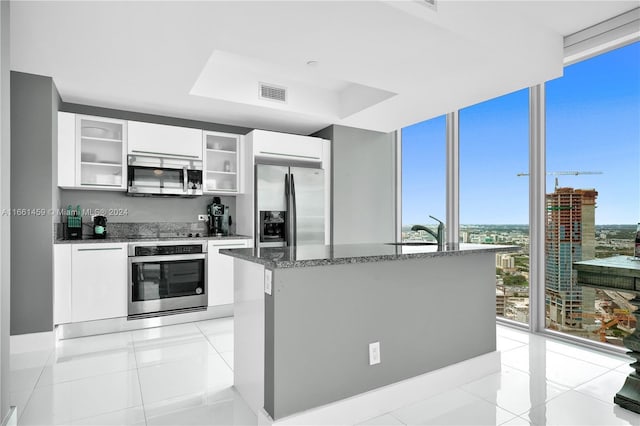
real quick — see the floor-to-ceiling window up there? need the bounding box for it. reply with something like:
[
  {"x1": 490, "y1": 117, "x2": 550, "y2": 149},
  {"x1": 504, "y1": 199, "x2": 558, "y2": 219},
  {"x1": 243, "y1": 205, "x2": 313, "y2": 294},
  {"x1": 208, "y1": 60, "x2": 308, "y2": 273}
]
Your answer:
[
  {"x1": 460, "y1": 89, "x2": 530, "y2": 324},
  {"x1": 400, "y1": 38, "x2": 639, "y2": 350},
  {"x1": 401, "y1": 115, "x2": 445, "y2": 241},
  {"x1": 544, "y1": 41, "x2": 640, "y2": 347}
]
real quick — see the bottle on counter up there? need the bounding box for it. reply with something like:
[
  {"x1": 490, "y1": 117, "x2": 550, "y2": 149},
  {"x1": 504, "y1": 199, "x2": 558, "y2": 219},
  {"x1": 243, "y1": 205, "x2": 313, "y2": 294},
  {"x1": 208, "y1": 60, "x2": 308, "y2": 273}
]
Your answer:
[{"x1": 635, "y1": 222, "x2": 640, "y2": 258}]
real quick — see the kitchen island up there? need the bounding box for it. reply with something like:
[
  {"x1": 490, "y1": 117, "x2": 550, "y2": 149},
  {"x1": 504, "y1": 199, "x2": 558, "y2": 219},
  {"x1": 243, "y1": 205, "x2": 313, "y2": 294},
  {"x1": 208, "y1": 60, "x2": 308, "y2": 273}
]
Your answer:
[{"x1": 223, "y1": 243, "x2": 518, "y2": 424}]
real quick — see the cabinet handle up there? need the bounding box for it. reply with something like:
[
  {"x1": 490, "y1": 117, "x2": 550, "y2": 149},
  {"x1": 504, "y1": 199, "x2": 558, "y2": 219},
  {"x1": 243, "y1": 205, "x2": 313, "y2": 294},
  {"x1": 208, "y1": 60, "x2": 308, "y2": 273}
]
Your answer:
[
  {"x1": 258, "y1": 151, "x2": 320, "y2": 160},
  {"x1": 77, "y1": 247, "x2": 123, "y2": 252},
  {"x1": 131, "y1": 149, "x2": 199, "y2": 159}
]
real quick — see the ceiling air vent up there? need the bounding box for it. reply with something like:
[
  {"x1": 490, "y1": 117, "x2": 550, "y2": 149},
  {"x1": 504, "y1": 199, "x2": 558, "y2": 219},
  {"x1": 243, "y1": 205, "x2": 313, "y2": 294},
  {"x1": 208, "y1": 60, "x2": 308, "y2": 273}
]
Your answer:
[{"x1": 259, "y1": 83, "x2": 287, "y2": 103}]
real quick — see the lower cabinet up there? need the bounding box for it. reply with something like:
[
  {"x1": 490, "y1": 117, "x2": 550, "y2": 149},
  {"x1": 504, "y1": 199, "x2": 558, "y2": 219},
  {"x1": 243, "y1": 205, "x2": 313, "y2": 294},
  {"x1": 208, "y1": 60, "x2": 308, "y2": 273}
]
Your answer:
[
  {"x1": 70, "y1": 243, "x2": 128, "y2": 323},
  {"x1": 54, "y1": 238, "x2": 251, "y2": 325},
  {"x1": 208, "y1": 239, "x2": 252, "y2": 306}
]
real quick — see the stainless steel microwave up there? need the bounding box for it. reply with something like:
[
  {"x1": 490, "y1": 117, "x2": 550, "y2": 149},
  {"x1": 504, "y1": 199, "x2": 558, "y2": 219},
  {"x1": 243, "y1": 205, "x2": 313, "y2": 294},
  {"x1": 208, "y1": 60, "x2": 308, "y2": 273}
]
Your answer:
[{"x1": 127, "y1": 154, "x2": 203, "y2": 197}]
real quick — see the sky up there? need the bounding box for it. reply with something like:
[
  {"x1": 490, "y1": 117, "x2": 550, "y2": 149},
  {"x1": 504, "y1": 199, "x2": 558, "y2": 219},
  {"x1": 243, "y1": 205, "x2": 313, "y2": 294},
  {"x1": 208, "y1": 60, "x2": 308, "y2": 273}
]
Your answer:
[{"x1": 402, "y1": 41, "x2": 640, "y2": 226}]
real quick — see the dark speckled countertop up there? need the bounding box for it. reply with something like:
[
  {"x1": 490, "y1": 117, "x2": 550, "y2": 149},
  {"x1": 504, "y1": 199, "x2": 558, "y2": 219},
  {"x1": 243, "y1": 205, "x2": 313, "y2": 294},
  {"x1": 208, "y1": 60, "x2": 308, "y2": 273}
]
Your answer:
[
  {"x1": 54, "y1": 234, "x2": 252, "y2": 244},
  {"x1": 221, "y1": 243, "x2": 519, "y2": 268}
]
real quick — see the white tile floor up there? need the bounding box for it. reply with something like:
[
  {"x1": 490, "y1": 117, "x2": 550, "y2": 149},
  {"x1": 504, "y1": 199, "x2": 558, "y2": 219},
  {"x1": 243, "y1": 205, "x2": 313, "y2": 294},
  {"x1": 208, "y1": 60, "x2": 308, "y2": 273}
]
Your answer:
[{"x1": 9, "y1": 319, "x2": 640, "y2": 425}]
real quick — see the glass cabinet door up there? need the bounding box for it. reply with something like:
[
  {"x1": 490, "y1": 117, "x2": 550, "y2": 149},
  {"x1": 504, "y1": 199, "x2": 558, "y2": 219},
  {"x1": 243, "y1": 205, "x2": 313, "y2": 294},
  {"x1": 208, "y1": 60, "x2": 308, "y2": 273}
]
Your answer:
[
  {"x1": 131, "y1": 259, "x2": 205, "y2": 302},
  {"x1": 77, "y1": 116, "x2": 127, "y2": 189},
  {"x1": 203, "y1": 131, "x2": 240, "y2": 193}
]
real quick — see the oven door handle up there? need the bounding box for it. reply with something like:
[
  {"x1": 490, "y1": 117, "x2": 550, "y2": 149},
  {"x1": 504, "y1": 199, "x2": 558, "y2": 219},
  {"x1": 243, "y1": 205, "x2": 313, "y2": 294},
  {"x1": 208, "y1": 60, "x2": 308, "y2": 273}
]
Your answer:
[{"x1": 129, "y1": 253, "x2": 207, "y2": 263}]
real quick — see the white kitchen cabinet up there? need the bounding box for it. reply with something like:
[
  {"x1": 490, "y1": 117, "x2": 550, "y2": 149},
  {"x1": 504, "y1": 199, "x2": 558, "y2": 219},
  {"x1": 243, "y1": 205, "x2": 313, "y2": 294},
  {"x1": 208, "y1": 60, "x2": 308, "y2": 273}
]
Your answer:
[
  {"x1": 71, "y1": 243, "x2": 128, "y2": 322},
  {"x1": 128, "y1": 120, "x2": 203, "y2": 160},
  {"x1": 203, "y1": 131, "x2": 242, "y2": 194},
  {"x1": 57, "y1": 113, "x2": 128, "y2": 190},
  {"x1": 251, "y1": 129, "x2": 324, "y2": 162},
  {"x1": 53, "y1": 244, "x2": 72, "y2": 325},
  {"x1": 208, "y1": 239, "x2": 252, "y2": 306}
]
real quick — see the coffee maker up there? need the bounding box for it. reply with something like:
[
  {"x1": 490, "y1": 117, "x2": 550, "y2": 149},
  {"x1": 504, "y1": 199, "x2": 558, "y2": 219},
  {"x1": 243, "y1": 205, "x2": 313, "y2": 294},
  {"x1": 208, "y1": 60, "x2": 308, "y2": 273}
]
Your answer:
[
  {"x1": 93, "y1": 215, "x2": 107, "y2": 239},
  {"x1": 207, "y1": 197, "x2": 230, "y2": 236}
]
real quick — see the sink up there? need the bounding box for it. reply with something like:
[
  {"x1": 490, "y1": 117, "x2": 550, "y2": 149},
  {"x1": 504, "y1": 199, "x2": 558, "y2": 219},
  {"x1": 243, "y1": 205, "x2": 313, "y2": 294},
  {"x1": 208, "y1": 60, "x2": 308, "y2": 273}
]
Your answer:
[{"x1": 385, "y1": 242, "x2": 438, "y2": 246}]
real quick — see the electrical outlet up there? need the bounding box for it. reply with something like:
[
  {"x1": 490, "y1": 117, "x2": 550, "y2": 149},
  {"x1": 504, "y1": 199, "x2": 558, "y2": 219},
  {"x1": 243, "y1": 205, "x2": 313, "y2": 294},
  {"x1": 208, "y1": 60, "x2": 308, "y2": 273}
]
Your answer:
[
  {"x1": 264, "y1": 269, "x2": 273, "y2": 295},
  {"x1": 369, "y1": 342, "x2": 380, "y2": 365},
  {"x1": 198, "y1": 214, "x2": 208, "y2": 221}
]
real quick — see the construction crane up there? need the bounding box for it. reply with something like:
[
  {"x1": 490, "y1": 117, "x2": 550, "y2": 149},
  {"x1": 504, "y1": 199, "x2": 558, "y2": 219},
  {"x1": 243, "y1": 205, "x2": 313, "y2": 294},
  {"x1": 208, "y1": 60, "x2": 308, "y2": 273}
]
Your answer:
[{"x1": 516, "y1": 171, "x2": 603, "y2": 189}]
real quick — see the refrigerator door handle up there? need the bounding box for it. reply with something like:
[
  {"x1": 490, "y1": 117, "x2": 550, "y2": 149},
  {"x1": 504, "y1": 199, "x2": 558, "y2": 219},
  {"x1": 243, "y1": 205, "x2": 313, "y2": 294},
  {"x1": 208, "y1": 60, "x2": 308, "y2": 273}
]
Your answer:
[
  {"x1": 291, "y1": 173, "x2": 298, "y2": 246},
  {"x1": 284, "y1": 173, "x2": 290, "y2": 245}
]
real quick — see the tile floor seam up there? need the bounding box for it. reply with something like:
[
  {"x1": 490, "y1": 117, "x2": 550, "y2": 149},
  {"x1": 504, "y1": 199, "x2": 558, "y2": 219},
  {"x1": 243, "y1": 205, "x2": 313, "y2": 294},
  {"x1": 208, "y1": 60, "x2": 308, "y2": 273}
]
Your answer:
[
  {"x1": 70, "y1": 405, "x2": 146, "y2": 425},
  {"x1": 202, "y1": 332, "x2": 234, "y2": 371},
  {"x1": 498, "y1": 335, "x2": 529, "y2": 346},
  {"x1": 545, "y1": 347, "x2": 630, "y2": 371},
  {"x1": 386, "y1": 411, "x2": 407, "y2": 425},
  {"x1": 132, "y1": 344, "x2": 150, "y2": 426},
  {"x1": 572, "y1": 386, "x2": 617, "y2": 407},
  {"x1": 34, "y1": 362, "x2": 140, "y2": 389},
  {"x1": 13, "y1": 389, "x2": 33, "y2": 422},
  {"x1": 458, "y1": 385, "x2": 525, "y2": 419},
  {"x1": 12, "y1": 347, "x2": 53, "y2": 421},
  {"x1": 554, "y1": 362, "x2": 625, "y2": 392}
]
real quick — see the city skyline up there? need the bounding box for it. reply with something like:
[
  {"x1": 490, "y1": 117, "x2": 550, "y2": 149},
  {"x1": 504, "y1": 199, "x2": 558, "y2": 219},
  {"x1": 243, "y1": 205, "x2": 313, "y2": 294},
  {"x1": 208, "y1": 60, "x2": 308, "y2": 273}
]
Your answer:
[{"x1": 402, "y1": 41, "x2": 639, "y2": 226}]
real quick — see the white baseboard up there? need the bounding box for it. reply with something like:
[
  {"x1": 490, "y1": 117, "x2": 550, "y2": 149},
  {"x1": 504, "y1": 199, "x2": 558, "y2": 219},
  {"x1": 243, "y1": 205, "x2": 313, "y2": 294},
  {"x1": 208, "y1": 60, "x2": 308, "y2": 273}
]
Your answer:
[
  {"x1": 10, "y1": 331, "x2": 55, "y2": 354},
  {"x1": 263, "y1": 351, "x2": 501, "y2": 425}
]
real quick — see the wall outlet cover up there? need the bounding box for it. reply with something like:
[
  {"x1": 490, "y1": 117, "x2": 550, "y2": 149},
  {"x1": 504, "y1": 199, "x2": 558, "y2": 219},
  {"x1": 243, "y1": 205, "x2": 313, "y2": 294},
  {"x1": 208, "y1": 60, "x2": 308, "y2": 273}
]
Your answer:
[
  {"x1": 264, "y1": 269, "x2": 273, "y2": 295},
  {"x1": 369, "y1": 341, "x2": 381, "y2": 365}
]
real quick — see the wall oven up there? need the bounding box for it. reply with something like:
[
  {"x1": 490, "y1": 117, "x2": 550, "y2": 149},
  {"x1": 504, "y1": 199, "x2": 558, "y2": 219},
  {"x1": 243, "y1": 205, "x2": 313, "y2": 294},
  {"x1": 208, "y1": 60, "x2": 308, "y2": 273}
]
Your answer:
[
  {"x1": 127, "y1": 154, "x2": 203, "y2": 197},
  {"x1": 128, "y1": 241, "x2": 207, "y2": 317}
]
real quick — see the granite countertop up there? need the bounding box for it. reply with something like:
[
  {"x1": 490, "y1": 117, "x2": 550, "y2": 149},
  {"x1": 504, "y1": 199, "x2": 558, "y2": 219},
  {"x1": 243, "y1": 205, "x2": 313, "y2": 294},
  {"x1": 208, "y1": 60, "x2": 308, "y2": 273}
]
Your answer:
[
  {"x1": 221, "y1": 242, "x2": 520, "y2": 268},
  {"x1": 54, "y1": 234, "x2": 252, "y2": 244}
]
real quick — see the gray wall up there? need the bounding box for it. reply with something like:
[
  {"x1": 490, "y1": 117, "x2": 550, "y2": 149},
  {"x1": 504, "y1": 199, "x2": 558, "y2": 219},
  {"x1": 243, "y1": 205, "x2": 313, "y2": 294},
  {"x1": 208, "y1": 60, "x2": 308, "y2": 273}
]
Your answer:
[
  {"x1": 0, "y1": 0, "x2": 10, "y2": 417},
  {"x1": 315, "y1": 125, "x2": 397, "y2": 244},
  {"x1": 60, "y1": 102, "x2": 252, "y2": 135},
  {"x1": 60, "y1": 190, "x2": 236, "y2": 225},
  {"x1": 10, "y1": 72, "x2": 59, "y2": 335},
  {"x1": 265, "y1": 253, "x2": 496, "y2": 419}
]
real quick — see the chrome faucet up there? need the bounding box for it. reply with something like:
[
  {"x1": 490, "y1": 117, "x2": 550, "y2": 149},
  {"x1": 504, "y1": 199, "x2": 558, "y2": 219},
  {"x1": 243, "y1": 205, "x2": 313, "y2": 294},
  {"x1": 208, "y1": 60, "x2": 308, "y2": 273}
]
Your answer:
[{"x1": 411, "y1": 215, "x2": 444, "y2": 248}]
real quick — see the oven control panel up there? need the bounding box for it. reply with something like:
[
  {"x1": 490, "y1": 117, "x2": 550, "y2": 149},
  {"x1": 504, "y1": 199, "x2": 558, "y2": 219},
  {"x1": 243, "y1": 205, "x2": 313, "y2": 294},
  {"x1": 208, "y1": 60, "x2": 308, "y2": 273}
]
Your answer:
[{"x1": 133, "y1": 244, "x2": 204, "y2": 257}]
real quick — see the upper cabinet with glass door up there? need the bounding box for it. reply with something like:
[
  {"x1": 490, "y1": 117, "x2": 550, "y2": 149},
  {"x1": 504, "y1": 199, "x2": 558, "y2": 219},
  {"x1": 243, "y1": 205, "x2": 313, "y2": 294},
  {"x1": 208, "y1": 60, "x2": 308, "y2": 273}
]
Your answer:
[
  {"x1": 76, "y1": 116, "x2": 127, "y2": 189},
  {"x1": 203, "y1": 131, "x2": 242, "y2": 194},
  {"x1": 57, "y1": 113, "x2": 127, "y2": 190}
]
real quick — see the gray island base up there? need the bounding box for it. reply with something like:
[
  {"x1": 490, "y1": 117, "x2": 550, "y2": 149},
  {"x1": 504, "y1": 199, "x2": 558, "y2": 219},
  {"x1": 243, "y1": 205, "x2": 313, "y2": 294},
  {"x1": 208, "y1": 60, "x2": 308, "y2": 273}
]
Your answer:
[{"x1": 223, "y1": 243, "x2": 517, "y2": 424}]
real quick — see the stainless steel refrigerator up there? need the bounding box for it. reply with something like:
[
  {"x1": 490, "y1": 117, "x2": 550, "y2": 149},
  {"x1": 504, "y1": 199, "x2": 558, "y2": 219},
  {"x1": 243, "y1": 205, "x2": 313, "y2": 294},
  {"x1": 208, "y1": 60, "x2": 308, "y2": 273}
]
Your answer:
[{"x1": 255, "y1": 163, "x2": 325, "y2": 248}]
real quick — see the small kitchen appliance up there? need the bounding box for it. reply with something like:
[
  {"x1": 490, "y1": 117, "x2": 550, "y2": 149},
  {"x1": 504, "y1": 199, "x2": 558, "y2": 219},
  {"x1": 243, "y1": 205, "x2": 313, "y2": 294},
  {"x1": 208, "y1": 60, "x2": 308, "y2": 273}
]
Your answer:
[
  {"x1": 93, "y1": 215, "x2": 107, "y2": 239},
  {"x1": 208, "y1": 197, "x2": 230, "y2": 236},
  {"x1": 65, "y1": 205, "x2": 82, "y2": 240}
]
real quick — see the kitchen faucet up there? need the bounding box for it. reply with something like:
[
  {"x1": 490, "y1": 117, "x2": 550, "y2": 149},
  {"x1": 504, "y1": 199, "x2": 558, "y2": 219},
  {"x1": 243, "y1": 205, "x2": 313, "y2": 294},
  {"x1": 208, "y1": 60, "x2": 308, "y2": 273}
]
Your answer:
[{"x1": 411, "y1": 215, "x2": 444, "y2": 249}]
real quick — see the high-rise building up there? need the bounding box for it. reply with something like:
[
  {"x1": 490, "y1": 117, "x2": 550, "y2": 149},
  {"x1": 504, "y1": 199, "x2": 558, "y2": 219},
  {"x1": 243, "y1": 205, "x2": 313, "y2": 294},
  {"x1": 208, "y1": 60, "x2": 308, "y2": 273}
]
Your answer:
[{"x1": 545, "y1": 187, "x2": 598, "y2": 329}]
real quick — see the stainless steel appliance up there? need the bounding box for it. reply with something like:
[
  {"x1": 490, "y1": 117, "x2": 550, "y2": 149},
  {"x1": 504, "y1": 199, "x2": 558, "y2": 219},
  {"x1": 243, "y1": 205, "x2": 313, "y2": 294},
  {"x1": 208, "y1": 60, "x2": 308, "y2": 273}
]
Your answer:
[
  {"x1": 207, "y1": 197, "x2": 231, "y2": 236},
  {"x1": 127, "y1": 154, "x2": 203, "y2": 197},
  {"x1": 255, "y1": 162, "x2": 325, "y2": 248},
  {"x1": 128, "y1": 241, "x2": 207, "y2": 317}
]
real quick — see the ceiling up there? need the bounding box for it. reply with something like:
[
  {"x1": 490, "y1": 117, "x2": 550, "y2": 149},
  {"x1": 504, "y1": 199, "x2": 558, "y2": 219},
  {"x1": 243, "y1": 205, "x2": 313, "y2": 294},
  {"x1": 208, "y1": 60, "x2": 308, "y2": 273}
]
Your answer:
[{"x1": 10, "y1": 1, "x2": 638, "y2": 135}]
